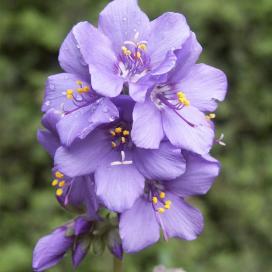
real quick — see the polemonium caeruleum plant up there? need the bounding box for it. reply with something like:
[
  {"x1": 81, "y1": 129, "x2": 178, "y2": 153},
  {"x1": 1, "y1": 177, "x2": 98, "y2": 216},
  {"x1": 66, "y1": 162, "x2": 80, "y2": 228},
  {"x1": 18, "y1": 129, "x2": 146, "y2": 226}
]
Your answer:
[{"x1": 33, "y1": 0, "x2": 227, "y2": 271}]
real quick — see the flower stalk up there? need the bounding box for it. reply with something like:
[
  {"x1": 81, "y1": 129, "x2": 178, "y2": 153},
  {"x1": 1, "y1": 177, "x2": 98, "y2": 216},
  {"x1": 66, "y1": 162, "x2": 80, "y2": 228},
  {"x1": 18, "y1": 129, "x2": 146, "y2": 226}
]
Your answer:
[{"x1": 113, "y1": 257, "x2": 123, "y2": 272}]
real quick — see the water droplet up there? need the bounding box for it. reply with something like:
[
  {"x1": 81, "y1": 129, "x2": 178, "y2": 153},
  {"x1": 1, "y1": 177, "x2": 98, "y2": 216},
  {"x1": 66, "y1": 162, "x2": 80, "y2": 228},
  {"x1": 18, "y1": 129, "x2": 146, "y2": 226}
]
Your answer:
[
  {"x1": 62, "y1": 91, "x2": 66, "y2": 95},
  {"x1": 63, "y1": 74, "x2": 69, "y2": 80},
  {"x1": 109, "y1": 116, "x2": 116, "y2": 122},
  {"x1": 76, "y1": 43, "x2": 80, "y2": 49},
  {"x1": 122, "y1": 17, "x2": 127, "y2": 22},
  {"x1": 136, "y1": 20, "x2": 141, "y2": 25},
  {"x1": 102, "y1": 106, "x2": 109, "y2": 113},
  {"x1": 45, "y1": 100, "x2": 51, "y2": 106},
  {"x1": 76, "y1": 95, "x2": 83, "y2": 101},
  {"x1": 49, "y1": 83, "x2": 55, "y2": 90},
  {"x1": 133, "y1": 28, "x2": 137, "y2": 32}
]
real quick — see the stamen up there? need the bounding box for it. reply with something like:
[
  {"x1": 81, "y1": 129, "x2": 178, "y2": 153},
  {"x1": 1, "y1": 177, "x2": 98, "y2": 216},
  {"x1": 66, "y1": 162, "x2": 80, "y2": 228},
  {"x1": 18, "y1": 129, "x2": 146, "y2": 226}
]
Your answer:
[
  {"x1": 121, "y1": 137, "x2": 126, "y2": 143},
  {"x1": 51, "y1": 179, "x2": 58, "y2": 186},
  {"x1": 55, "y1": 171, "x2": 64, "y2": 179},
  {"x1": 58, "y1": 181, "x2": 65, "y2": 187},
  {"x1": 111, "y1": 141, "x2": 117, "y2": 148},
  {"x1": 110, "y1": 130, "x2": 116, "y2": 137},
  {"x1": 177, "y1": 91, "x2": 190, "y2": 106},
  {"x1": 206, "y1": 113, "x2": 216, "y2": 120},
  {"x1": 66, "y1": 89, "x2": 74, "y2": 100},
  {"x1": 122, "y1": 46, "x2": 131, "y2": 56},
  {"x1": 56, "y1": 188, "x2": 63, "y2": 196},
  {"x1": 152, "y1": 197, "x2": 158, "y2": 204},
  {"x1": 135, "y1": 51, "x2": 141, "y2": 59},
  {"x1": 157, "y1": 208, "x2": 165, "y2": 214},
  {"x1": 115, "y1": 127, "x2": 122, "y2": 134},
  {"x1": 76, "y1": 80, "x2": 83, "y2": 86},
  {"x1": 123, "y1": 130, "x2": 130, "y2": 136},
  {"x1": 138, "y1": 43, "x2": 147, "y2": 51},
  {"x1": 159, "y1": 192, "x2": 166, "y2": 199}
]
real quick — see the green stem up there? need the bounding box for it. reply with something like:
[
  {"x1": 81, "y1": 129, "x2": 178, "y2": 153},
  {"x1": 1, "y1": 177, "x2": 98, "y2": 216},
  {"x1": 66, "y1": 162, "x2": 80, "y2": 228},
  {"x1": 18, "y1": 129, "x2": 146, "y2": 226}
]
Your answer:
[{"x1": 113, "y1": 257, "x2": 123, "y2": 272}]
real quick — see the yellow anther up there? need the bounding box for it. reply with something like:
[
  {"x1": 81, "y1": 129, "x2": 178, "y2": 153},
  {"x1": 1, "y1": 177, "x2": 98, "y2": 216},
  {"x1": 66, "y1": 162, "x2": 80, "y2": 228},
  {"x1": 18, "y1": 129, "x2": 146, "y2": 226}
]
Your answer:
[
  {"x1": 207, "y1": 113, "x2": 216, "y2": 120},
  {"x1": 159, "y1": 192, "x2": 166, "y2": 199},
  {"x1": 83, "y1": 86, "x2": 90, "y2": 92},
  {"x1": 177, "y1": 91, "x2": 190, "y2": 106},
  {"x1": 115, "y1": 127, "x2": 122, "y2": 134},
  {"x1": 77, "y1": 88, "x2": 84, "y2": 93},
  {"x1": 76, "y1": 80, "x2": 83, "y2": 86},
  {"x1": 135, "y1": 51, "x2": 141, "y2": 59},
  {"x1": 152, "y1": 197, "x2": 158, "y2": 204},
  {"x1": 55, "y1": 171, "x2": 64, "y2": 179},
  {"x1": 111, "y1": 141, "x2": 117, "y2": 148},
  {"x1": 157, "y1": 208, "x2": 165, "y2": 214},
  {"x1": 164, "y1": 204, "x2": 171, "y2": 209},
  {"x1": 66, "y1": 89, "x2": 74, "y2": 99},
  {"x1": 51, "y1": 179, "x2": 58, "y2": 187},
  {"x1": 138, "y1": 43, "x2": 147, "y2": 51},
  {"x1": 110, "y1": 130, "x2": 116, "y2": 137},
  {"x1": 122, "y1": 46, "x2": 131, "y2": 56},
  {"x1": 121, "y1": 137, "x2": 126, "y2": 144},
  {"x1": 123, "y1": 130, "x2": 130, "y2": 136},
  {"x1": 165, "y1": 200, "x2": 172, "y2": 205},
  {"x1": 58, "y1": 180, "x2": 65, "y2": 187},
  {"x1": 56, "y1": 188, "x2": 63, "y2": 196}
]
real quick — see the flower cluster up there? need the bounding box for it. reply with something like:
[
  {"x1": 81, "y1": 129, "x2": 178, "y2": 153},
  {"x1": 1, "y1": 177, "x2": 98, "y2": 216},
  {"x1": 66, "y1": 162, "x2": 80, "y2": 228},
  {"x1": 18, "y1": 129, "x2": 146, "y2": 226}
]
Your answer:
[{"x1": 33, "y1": 0, "x2": 227, "y2": 270}]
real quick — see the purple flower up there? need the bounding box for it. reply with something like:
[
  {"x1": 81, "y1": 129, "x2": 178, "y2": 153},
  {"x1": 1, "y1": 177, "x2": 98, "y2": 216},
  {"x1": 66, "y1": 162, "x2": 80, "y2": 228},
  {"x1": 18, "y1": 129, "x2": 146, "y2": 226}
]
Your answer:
[
  {"x1": 42, "y1": 25, "x2": 120, "y2": 146},
  {"x1": 33, "y1": 216, "x2": 92, "y2": 271},
  {"x1": 68, "y1": 0, "x2": 190, "y2": 102},
  {"x1": 119, "y1": 152, "x2": 220, "y2": 253},
  {"x1": 55, "y1": 96, "x2": 186, "y2": 212},
  {"x1": 131, "y1": 33, "x2": 228, "y2": 154}
]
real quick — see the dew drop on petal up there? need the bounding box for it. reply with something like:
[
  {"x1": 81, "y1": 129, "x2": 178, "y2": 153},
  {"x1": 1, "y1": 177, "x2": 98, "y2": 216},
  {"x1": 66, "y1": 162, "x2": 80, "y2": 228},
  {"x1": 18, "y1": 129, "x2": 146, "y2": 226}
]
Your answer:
[
  {"x1": 122, "y1": 17, "x2": 127, "y2": 22},
  {"x1": 45, "y1": 100, "x2": 51, "y2": 106},
  {"x1": 49, "y1": 83, "x2": 55, "y2": 90}
]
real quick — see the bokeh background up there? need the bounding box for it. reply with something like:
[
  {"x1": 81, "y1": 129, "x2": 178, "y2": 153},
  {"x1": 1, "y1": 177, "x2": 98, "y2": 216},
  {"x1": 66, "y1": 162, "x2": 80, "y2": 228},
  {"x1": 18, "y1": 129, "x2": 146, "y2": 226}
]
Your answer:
[{"x1": 0, "y1": 0, "x2": 271, "y2": 271}]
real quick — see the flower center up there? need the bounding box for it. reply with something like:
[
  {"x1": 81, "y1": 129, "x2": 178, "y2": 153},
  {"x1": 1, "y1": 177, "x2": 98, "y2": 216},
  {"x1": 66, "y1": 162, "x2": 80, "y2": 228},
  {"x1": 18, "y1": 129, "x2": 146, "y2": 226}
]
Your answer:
[
  {"x1": 118, "y1": 32, "x2": 150, "y2": 82},
  {"x1": 108, "y1": 125, "x2": 133, "y2": 166},
  {"x1": 151, "y1": 86, "x2": 195, "y2": 127},
  {"x1": 145, "y1": 181, "x2": 172, "y2": 214},
  {"x1": 64, "y1": 80, "x2": 99, "y2": 114}
]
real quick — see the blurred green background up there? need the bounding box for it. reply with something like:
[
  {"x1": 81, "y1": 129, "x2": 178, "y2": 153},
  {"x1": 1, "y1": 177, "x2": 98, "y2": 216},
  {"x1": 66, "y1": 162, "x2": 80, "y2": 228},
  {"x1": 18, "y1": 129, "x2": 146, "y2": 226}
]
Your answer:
[{"x1": 0, "y1": 0, "x2": 271, "y2": 271}]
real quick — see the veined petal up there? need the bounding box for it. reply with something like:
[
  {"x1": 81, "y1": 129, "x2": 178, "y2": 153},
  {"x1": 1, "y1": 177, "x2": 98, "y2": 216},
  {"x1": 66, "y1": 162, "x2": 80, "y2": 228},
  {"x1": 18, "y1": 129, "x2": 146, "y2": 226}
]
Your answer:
[
  {"x1": 134, "y1": 142, "x2": 186, "y2": 180},
  {"x1": 120, "y1": 197, "x2": 160, "y2": 253},
  {"x1": 165, "y1": 153, "x2": 220, "y2": 197},
  {"x1": 57, "y1": 98, "x2": 119, "y2": 146},
  {"x1": 149, "y1": 12, "x2": 190, "y2": 71},
  {"x1": 131, "y1": 99, "x2": 164, "y2": 149},
  {"x1": 167, "y1": 32, "x2": 202, "y2": 83},
  {"x1": 95, "y1": 151, "x2": 145, "y2": 213},
  {"x1": 98, "y1": 0, "x2": 150, "y2": 53},
  {"x1": 158, "y1": 193, "x2": 204, "y2": 240},
  {"x1": 42, "y1": 73, "x2": 88, "y2": 113},
  {"x1": 177, "y1": 64, "x2": 228, "y2": 112},
  {"x1": 58, "y1": 24, "x2": 90, "y2": 81},
  {"x1": 162, "y1": 106, "x2": 214, "y2": 155},
  {"x1": 54, "y1": 129, "x2": 112, "y2": 177},
  {"x1": 73, "y1": 21, "x2": 124, "y2": 97}
]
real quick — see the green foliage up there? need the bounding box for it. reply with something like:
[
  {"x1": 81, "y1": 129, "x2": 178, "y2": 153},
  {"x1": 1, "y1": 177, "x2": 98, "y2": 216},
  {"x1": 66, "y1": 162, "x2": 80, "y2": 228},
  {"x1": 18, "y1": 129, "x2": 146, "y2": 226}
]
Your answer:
[{"x1": 0, "y1": 0, "x2": 271, "y2": 271}]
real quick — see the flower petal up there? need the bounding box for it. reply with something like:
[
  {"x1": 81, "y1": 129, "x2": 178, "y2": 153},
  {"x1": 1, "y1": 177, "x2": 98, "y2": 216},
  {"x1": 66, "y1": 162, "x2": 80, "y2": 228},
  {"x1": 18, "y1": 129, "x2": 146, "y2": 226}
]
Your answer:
[
  {"x1": 134, "y1": 142, "x2": 186, "y2": 180},
  {"x1": 54, "y1": 129, "x2": 112, "y2": 177},
  {"x1": 120, "y1": 197, "x2": 160, "y2": 253},
  {"x1": 165, "y1": 153, "x2": 220, "y2": 197},
  {"x1": 37, "y1": 129, "x2": 59, "y2": 157},
  {"x1": 32, "y1": 227, "x2": 73, "y2": 271},
  {"x1": 42, "y1": 73, "x2": 88, "y2": 113},
  {"x1": 167, "y1": 32, "x2": 202, "y2": 83},
  {"x1": 98, "y1": 0, "x2": 150, "y2": 53},
  {"x1": 95, "y1": 151, "x2": 145, "y2": 212},
  {"x1": 162, "y1": 106, "x2": 214, "y2": 155},
  {"x1": 73, "y1": 21, "x2": 124, "y2": 97},
  {"x1": 158, "y1": 193, "x2": 204, "y2": 240},
  {"x1": 58, "y1": 24, "x2": 90, "y2": 80},
  {"x1": 57, "y1": 98, "x2": 119, "y2": 146},
  {"x1": 149, "y1": 12, "x2": 190, "y2": 70},
  {"x1": 131, "y1": 99, "x2": 164, "y2": 149},
  {"x1": 178, "y1": 64, "x2": 228, "y2": 112}
]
